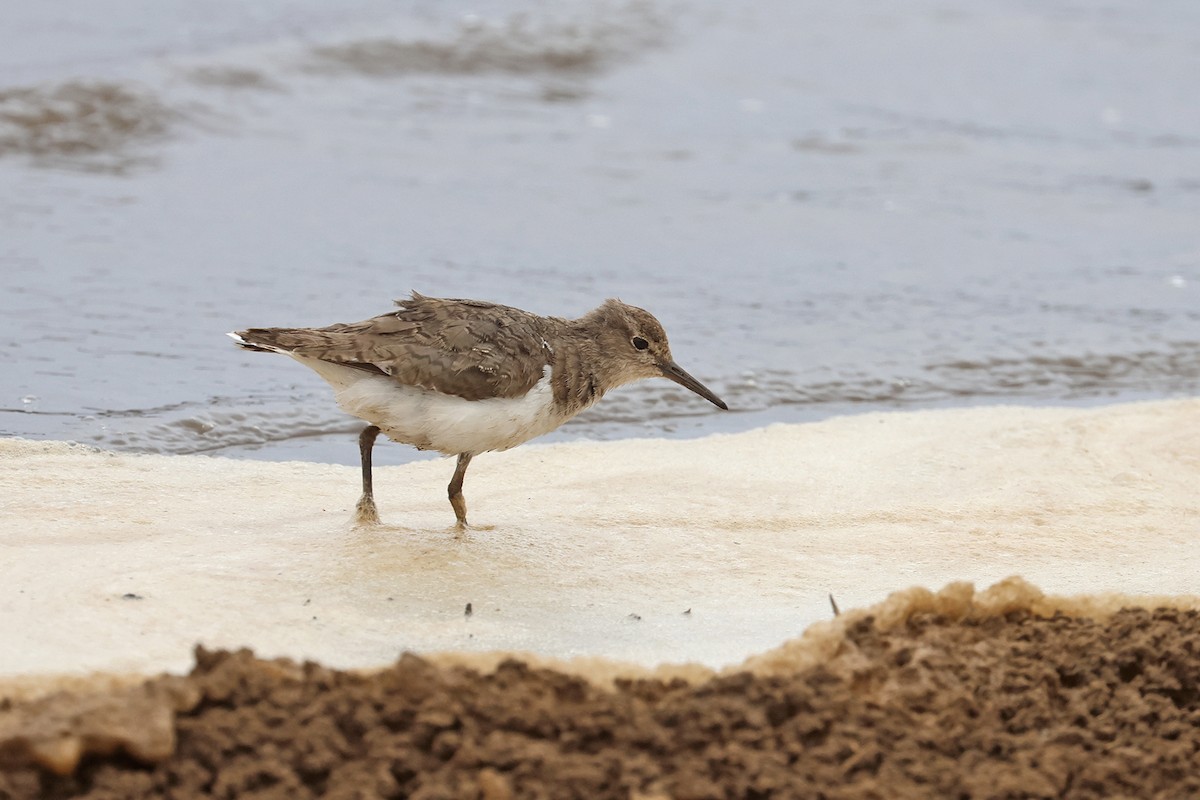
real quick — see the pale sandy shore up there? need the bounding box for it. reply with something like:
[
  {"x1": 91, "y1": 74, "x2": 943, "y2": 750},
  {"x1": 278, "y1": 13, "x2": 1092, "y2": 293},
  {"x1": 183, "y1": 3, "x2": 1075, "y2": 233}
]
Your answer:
[{"x1": 1, "y1": 398, "x2": 1197, "y2": 685}]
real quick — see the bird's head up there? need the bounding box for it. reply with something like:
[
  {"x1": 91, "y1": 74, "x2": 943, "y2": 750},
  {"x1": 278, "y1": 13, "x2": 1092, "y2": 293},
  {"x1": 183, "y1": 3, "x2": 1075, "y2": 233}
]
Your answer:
[{"x1": 586, "y1": 299, "x2": 728, "y2": 410}]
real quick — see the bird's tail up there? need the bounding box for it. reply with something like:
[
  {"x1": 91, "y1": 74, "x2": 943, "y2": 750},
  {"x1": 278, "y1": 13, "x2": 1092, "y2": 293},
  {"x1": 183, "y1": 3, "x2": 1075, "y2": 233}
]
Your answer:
[{"x1": 227, "y1": 328, "x2": 311, "y2": 355}]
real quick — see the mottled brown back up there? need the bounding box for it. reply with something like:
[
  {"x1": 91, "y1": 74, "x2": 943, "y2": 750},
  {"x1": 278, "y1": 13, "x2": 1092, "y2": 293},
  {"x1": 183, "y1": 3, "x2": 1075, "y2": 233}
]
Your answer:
[{"x1": 234, "y1": 292, "x2": 556, "y2": 401}]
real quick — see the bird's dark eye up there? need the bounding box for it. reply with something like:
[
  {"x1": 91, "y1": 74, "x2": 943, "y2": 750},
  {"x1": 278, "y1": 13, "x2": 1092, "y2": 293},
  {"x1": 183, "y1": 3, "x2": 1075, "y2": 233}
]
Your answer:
[{"x1": 632, "y1": 336, "x2": 649, "y2": 351}]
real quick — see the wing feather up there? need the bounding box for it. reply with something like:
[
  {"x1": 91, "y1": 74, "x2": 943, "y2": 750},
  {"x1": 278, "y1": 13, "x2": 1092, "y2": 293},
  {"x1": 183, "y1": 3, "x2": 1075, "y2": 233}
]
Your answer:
[{"x1": 234, "y1": 293, "x2": 555, "y2": 401}]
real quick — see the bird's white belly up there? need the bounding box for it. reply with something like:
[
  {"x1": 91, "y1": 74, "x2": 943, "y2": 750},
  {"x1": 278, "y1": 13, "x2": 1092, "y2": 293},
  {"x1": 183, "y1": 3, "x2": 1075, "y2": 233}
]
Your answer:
[{"x1": 299, "y1": 357, "x2": 564, "y2": 455}]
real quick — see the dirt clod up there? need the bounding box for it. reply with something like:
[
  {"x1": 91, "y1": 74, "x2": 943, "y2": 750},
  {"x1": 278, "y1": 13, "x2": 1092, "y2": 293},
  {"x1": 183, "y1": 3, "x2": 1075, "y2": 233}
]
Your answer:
[{"x1": 2, "y1": 607, "x2": 1199, "y2": 799}]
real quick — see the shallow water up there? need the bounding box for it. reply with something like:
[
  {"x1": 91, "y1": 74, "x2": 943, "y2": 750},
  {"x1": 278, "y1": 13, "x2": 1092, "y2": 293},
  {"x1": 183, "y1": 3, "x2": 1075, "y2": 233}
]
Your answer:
[{"x1": 2, "y1": 0, "x2": 1198, "y2": 464}]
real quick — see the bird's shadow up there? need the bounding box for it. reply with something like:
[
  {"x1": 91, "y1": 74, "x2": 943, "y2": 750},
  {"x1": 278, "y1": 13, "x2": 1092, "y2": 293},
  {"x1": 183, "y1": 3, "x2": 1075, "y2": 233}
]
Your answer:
[{"x1": 348, "y1": 518, "x2": 496, "y2": 539}]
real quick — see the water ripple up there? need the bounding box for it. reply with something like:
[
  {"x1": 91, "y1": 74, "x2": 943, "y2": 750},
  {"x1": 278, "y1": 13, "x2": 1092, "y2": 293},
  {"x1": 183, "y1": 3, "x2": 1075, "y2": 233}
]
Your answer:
[{"x1": 62, "y1": 341, "x2": 1200, "y2": 457}]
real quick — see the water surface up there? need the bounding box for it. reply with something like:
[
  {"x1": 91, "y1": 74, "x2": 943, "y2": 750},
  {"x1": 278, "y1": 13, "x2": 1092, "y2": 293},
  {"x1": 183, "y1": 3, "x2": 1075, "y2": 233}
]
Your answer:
[{"x1": 2, "y1": 0, "x2": 1198, "y2": 464}]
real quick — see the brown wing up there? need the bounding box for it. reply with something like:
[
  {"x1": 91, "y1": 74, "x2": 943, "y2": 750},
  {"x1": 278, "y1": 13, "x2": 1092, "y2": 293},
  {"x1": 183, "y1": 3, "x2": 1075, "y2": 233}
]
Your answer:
[{"x1": 234, "y1": 293, "x2": 555, "y2": 401}]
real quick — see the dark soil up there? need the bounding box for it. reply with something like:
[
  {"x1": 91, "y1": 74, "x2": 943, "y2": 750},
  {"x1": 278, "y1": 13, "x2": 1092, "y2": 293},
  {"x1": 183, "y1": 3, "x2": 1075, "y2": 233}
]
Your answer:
[{"x1": 3, "y1": 607, "x2": 1199, "y2": 799}]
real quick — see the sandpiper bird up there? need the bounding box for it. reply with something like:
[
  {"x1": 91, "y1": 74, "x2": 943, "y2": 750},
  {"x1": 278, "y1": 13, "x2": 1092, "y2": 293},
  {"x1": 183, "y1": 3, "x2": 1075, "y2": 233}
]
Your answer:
[{"x1": 229, "y1": 292, "x2": 727, "y2": 528}]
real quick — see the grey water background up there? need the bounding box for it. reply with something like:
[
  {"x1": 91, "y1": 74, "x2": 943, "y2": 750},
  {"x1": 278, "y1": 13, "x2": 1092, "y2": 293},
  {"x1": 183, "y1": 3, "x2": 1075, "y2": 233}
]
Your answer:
[{"x1": 1, "y1": 0, "x2": 1197, "y2": 466}]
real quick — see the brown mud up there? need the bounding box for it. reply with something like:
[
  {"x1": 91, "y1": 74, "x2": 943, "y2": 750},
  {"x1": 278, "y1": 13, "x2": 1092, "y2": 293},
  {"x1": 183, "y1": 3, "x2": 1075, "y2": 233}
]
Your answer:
[
  {"x1": 0, "y1": 81, "x2": 176, "y2": 170},
  {"x1": 3, "y1": 602, "x2": 1198, "y2": 799}
]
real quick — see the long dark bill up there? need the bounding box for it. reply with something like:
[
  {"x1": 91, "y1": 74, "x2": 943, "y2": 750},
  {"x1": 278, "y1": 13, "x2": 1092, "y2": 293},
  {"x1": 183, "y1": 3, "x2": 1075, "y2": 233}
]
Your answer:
[{"x1": 660, "y1": 360, "x2": 729, "y2": 410}]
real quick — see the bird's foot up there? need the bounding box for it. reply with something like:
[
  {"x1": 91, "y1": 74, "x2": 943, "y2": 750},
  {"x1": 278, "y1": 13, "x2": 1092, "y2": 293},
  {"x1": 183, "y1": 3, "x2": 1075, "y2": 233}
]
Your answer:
[
  {"x1": 449, "y1": 493, "x2": 495, "y2": 532},
  {"x1": 450, "y1": 519, "x2": 495, "y2": 534},
  {"x1": 354, "y1": 495, "x2": 381, "y2": 527}
]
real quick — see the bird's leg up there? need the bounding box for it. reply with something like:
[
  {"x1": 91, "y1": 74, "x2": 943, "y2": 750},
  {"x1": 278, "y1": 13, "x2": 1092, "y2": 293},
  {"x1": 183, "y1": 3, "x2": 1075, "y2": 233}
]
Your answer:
[
  {"x1": 355, "y1": 425, "x2": 382, "y2": 525},
  {"x1": 448, "y1": 453, "x2": 473, "y2": 529}
]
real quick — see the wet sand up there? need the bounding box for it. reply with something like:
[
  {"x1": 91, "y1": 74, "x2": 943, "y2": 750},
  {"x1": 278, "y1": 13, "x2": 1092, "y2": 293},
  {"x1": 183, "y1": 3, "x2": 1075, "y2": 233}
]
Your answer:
[
  {"x1": 2, "y1": 398, "x2": 1198, "y2": 679},
  {"x1": 3, "y1": 579, "x2": 1199, "y2": 799}
]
